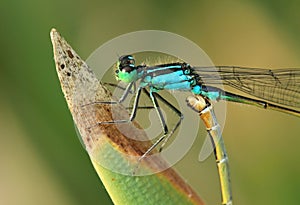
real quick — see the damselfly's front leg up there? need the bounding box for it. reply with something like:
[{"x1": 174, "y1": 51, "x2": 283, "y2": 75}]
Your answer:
[
  {"x1": 84, "y1": 82, "x2": 135, "y2": 106},
  {"x1": 84, "y1": 83, "x2": 142, "y2": 130}
]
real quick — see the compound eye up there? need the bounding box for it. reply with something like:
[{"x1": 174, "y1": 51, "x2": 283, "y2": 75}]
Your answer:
[{"x1": 119, "y1": 55, "x2": 135, "y2": 69}]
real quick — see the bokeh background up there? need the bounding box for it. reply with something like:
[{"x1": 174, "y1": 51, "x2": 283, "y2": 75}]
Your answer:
[{"x1": 1, "y1": 0, "x2": 300, "y2": 204}]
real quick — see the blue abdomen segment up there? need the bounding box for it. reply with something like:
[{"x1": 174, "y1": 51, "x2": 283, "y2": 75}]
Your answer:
[
  {"x1": 192, "y1": 85, "x2": 202, "y2": 95},
  {"x1": 192, "y1": 85, "x2": 224, "y2": 101}
]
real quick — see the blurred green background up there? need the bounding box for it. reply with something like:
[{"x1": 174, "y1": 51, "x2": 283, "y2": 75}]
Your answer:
[{"x1": 1, "y1": 0, "x2": 300, "y2": 204}]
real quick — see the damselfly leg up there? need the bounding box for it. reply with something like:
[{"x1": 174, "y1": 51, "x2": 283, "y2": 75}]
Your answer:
[{"x1": 84, "y1": 82, "x2": 184, "y2": 158}]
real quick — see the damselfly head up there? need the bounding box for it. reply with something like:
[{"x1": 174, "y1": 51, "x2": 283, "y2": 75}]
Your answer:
[
  {"x1": 115, "y1": 55, "x2": 138, "y2": 83},
  {"x1": 117, "y1": 55, "x2": 136, "y2": 71}
]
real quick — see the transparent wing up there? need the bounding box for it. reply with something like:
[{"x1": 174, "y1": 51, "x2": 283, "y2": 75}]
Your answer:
[{"x1": 193, "y1": 66, "x2": 300, "y2": 109}]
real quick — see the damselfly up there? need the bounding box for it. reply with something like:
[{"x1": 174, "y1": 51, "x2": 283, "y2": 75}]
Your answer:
[{"x1": 88, "y1": 54, "x2": 300, "y2": 205}]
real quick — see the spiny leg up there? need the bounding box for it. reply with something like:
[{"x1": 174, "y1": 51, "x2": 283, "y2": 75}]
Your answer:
[
  {"x1": 103, "y1": 82, "x2": 154, "y2": 110},
  {"x1": 86, "y1": 86, "x2": 142, "y2": 130},
  {"x1": 84, "y1": 81, "x2": 134, "y2": 106},
  {"x1": 103, "y1": 82, "x2": 135, "y2": 94},
  {"x1": 138, "y1": 89, "x2": 168, "y2": 160},
  {"x1": 151, "y1": 91, "x2": 184, "y2": 152},
  {"x1": 139, "y1": 89, "x2": 184, "y2": 160}
]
